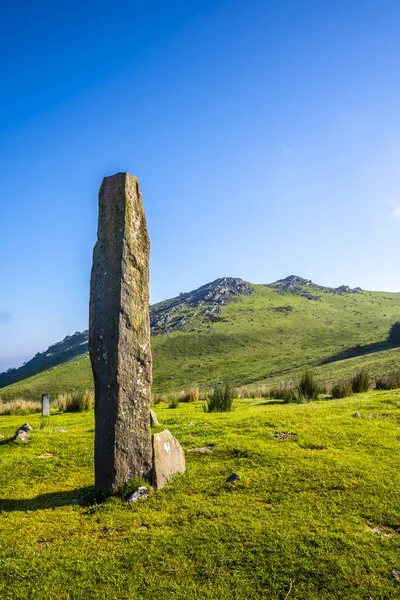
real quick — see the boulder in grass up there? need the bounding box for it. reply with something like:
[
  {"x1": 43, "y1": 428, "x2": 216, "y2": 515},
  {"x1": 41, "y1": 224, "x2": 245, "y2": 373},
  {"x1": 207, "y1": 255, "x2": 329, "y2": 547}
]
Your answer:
[
  {"x1": 152, "y1": 430, "x2": 185, "y2": 489},
  {"x1": 11, "y1": 429, "x2": 30, "y2": 442},
  {"x1": 150, "y1": 410, "x2": 159, "y2": 426}
]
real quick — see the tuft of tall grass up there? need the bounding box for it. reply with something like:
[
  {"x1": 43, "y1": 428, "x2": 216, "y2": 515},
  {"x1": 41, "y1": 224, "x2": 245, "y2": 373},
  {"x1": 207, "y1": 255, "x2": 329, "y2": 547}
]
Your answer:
[
  {"x1": 54, "y1": 390, "x2": 94, "y2": 412},
  {"x1": 0, "y1": 398, "x2": 41, "y2": 415},
  {"x1": 331, "y1": 381, "x2": 353, "y2": 399},
  {"x1": 151, "y1": 393, "x2": 163, "y2": 405},
  {"x1": 375, "y1": 371, "x2": 400, "y2": 391},
  {"x1": 267, "y1": 384, "x2": 297, "y2": 403},
  {"x1": 203, "y1": 383, "x2": 234, "y2": 413},
  {"x1": 179, "y1": 386, "x2": 200, "y2": 403},
  {"x1": 296, "y1": 371, "x2": 320, "y2": 401},
  {"x1": 168, "y1": 398, "x2": 180, "y2": 409},
  {"x1": 351, "y1": 370, "x2": 370, "y2": 394}
]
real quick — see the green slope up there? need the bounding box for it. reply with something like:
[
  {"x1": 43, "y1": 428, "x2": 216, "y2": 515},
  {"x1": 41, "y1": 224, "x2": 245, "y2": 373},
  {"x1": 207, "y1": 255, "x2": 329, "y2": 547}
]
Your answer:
[{"x1": 2, "y1": 277, "x2": 400, "y2": 401}]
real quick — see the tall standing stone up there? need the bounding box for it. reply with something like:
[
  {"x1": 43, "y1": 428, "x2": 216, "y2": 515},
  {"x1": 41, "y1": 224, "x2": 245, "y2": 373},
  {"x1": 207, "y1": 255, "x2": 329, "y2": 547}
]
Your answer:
[
  {"x1": 41, "y1": 394, "x2": 49, "y2": 417},
  {"x1": 89, "y1": 172, "x2": 152, "y2": 494}
]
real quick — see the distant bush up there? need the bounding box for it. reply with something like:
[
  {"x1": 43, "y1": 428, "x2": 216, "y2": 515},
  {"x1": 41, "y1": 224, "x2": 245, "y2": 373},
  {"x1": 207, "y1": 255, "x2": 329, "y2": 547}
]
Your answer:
[
  {"x1": 375, "y1": 371, "x2": 400, "y2": 391},
  {"x1": 297, "y1": 371, "x2": 320, "y2": 401},
  {"x1": 0, "y1": 398, "x2": 41, "y2": 416},
  {"x1": 351, "y1": 370, "x2": 370, "y2": 394},
  {"x1": 331, "y1": 381, "x2": 353, "y2": 399},
  {"x1": 55, "y1": 390, "x2": 94, "y2": 412},
  {"x1": 168, "y1": 398, "x2": 180, "y2": 409},
  {"x1": 203, "y1": 383, "x2": 234, "y2": 413},
  {"x1": 388, "y1": 321, "x2": 400, "y2": 344}
]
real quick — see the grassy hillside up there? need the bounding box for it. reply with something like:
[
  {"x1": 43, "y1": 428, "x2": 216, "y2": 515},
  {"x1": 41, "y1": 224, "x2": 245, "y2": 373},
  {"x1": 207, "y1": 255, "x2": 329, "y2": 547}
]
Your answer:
[
  {"x1": 1, "y1": 391, "x2": 400, "y2": 599},
  {"x1": 2, "y1": 277, "x2": 400, "y2": 401}
]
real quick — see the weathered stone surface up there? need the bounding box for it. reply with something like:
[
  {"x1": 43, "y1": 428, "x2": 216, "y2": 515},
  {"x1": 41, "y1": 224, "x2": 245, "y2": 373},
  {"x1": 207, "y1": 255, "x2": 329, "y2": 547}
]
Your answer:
[
  {"x1": 20, "y1": 423, "x2": 32, "y2": 432},
  {"x1": 41, "y1": 394, "x2": 50, "y2": 417},
  {"x1": 150, "y1": 409, "x2": 159, "y2": 426},
  {"x1": 152, "y1": 430, "x2": 185, "y2": 489},
  {"x1": 126, "y1": 486, "x2": 149, "y2": 503},
  {"x1": 89, "y1": 173, "x2": 152, "y2": 494},
  {"x1": 11, "y1": 429, "x2": 30, "y2": 442}
]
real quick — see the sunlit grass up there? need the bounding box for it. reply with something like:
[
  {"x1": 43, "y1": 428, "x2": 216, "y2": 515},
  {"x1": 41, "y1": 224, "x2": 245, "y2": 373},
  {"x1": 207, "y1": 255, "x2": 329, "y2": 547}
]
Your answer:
[{"x1": 1, "y1": 390, "x2": 400, "y2": 598}]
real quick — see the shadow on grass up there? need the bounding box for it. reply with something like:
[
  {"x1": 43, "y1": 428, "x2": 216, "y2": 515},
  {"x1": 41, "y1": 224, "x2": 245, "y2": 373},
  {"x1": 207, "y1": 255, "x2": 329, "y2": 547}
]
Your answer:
[
  {"x1": 0, "y1": 486, "x2": 95, "y2": 512},
  {"x1": 320, "y1": 339, "x2": 399, "y2": 366}
]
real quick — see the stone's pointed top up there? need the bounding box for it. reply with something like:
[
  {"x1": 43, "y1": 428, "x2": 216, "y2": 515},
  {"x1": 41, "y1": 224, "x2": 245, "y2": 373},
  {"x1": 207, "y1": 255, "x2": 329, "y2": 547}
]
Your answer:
[{"x1": 102, "y1": 172, "x2": 138, "y2": 184}]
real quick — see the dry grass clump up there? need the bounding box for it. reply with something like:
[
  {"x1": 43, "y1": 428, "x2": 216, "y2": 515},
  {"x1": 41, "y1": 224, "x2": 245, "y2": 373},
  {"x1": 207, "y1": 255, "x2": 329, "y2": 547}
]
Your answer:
[
  {"x1": 351, "y1": 370, "x2": 370, "y2": 394},
  {"x1": 155, "y1": 386, "x2": 205, "y2": 405},
  {"x1": 0, "y1": 398, "x2": 41, "y2": 415},
  {"x1": 375, "y1": 371, "x2": 400, "y2": 391},
  {"x1": 236, "y1": 384, "x2": 270, "y2": 399},
  {"x1": 268, "y1": 383, "x2": 297, "y2": 403},
  {"x1": 178, "y1": 386, "x2": 200, "y2": 403},
  {"x1": 54, "y1": 390, "x2": 94, "y2": 412},
  {"x1": 203, "y1": 383, "x2": 234, "y2": 413},
  {"x1": 331, "y1": 381, "x2": 353, "y2": 399}
]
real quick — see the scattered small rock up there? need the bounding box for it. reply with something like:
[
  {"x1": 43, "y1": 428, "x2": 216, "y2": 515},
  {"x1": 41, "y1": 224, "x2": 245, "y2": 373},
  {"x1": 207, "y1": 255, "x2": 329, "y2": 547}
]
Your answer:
[
  {"x1": 367, "y1": 525, "x2": 394, "y2": 538},
  {"x1": 126, "y1": 486, "x2": 149, "y2": 503},
  {"x1": 392, "y1": 570, "x2": 400, "y2": 582},
  {"x1": 353, "y1": 412, "x2": 361, "y2": 418},
  {"x1": 56, "y1": 429, "x2": 67, "y2": 433},
  {"x1": 20, "y1": 423, "x2": 33, "y2": 432},
  {"x1": 226, "y1": 473, "x2": 240, "y2": 484},
  {"x1": 137, "y1": 525, "x2": 149, "y2": 531},
  {"x1": 101, "y1": 527, "x2": 116, "y2": 534},
  {"x1": 187, "y1": 446, "x2": 213, "y2": 453},
  {"x1": 38, "y1": 452, "x2": 56, "y2": 459},
  {"x1": 11, "y1": 430, "x2": 30, "y2": 442},
  {"x1": 274, "y1": 432, "x2": 297, "y2": 441},
  {"x1": 150, "y1": 409, "x2": 159, "y2": 426}
]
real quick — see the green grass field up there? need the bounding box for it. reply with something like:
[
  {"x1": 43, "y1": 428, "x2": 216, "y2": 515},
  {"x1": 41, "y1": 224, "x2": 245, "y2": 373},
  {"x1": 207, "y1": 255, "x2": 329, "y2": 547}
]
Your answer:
[
  {"x1": 2, "y1": 283, "x2": 400, "y2": 402},
  {"x1": 1, "y1": 391, "x2": 400, "y2": 599}
]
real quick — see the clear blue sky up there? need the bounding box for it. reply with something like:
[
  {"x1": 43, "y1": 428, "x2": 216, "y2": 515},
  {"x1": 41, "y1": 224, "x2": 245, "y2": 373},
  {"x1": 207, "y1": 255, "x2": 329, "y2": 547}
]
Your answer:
[{"x1": 1, "y1": 0, "x2": 400, "y2": 371}]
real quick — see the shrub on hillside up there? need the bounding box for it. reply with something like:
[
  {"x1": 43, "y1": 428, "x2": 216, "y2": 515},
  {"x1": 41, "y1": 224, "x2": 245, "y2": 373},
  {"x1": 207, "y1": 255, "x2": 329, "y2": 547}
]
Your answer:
[
  {"x1": 203, "y1": 383, "x2": 234, "y2": 413},
  {"x1": 0, "y1": 398, "x2": 41, "y2": 416},
  {"x1": 297, "y1": 371, "x2": 320, "y2": 401},
  {"x1": 351, "y1": 370, "x2": 370, "y2": 394},
  {"x1": 55, "y1": 390, "x2": 94, "y2": 412},
  {"x1": 375, "y1": 371, "x2": 400, "y2": 391},
  {"x1": 331, "y1": 381, "x2": 353, "y2": 399}
]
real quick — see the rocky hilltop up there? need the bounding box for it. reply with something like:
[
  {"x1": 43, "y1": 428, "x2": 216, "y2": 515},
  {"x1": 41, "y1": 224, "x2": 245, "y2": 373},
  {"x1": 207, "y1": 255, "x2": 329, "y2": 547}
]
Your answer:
[
  {"x1": 150, "y1": 277, "x2": 252, "y2": 335},
  {"x1": 269, "y1": 275, "x2": 362, "y2": 301}
]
